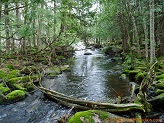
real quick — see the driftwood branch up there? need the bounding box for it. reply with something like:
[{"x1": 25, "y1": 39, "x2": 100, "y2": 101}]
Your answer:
[{"x1": 34, "y1": 84, "x2": 145, "y2": 113}]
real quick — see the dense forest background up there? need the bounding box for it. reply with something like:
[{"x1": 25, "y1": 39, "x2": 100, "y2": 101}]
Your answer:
[{"x1": 0, "y1": 0, "x2": 163, "y2": 63}]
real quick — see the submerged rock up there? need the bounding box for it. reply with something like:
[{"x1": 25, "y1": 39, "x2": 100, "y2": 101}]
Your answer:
[{"x1": 84, "y1": 52, "x2": 92, "y2": 55}]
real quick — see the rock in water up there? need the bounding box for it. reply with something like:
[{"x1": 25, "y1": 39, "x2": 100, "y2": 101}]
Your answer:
[{"x1": 84, "y1": 52, "x2": 92, "y2": 55}]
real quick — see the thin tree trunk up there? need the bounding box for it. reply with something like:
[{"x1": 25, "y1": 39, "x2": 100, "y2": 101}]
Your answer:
[
  {"x1": 53, "y1": 0, "x2": 56, "y2": 40},
  {"x1": 141, "y1": 0, "x2": 149, "y2": 61},
  {"x1": 128, "y1": 0, "x2": 140, "y2": 54},
  {"x1": 150, "y1": 0, "x2": 155, "y2": 65},
  {"x1": 4, "y1": 1, "x2": 10, "y2": 54},
  {"x1": 24, "y1": 0, "x2": 30, "y2": 49},
  {"x1": 33, "y1": 19, "x2": 36, "y2": 47},
  {"x1": 143, "y1": 18, "x2": 149, "y2": 61},
  {"x1": 0, "y1": 2, "x2": 2, "y2": 51},
  {"x1": 37, "y1": 3, "x2": 44, "y2": 50}
]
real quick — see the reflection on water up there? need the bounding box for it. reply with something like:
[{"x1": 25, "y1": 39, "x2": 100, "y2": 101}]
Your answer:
[{"x1": 43, "y1": 48, "x2": 130, "y2": 102}]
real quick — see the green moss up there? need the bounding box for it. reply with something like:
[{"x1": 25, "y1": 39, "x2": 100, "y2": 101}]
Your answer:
[
  {"x1": 68, "y1": 110, "x2": 114, "y2": 123},
  {"x1": 49, "y1": 65, "x2": 61, "y2": 74},
  {"x1": 135, "y1": 72, "x2": 146, "y2": 82},
  {"x1": 7, "y1": 75, "x2": 38, "y2": 84},
  {"x1": 23, "y1": 82, "x2": 34, "y2": 91},
  {"x1": 129, "y1": 69, "x2": 141, "y2": 75},
  {"x1": 0, "y1": 69, "x2": 6, "y2": 79},
  {"x1": 13, "y1": 84, "x2": 26, "y2": 91},
  {"x1": 6, "y1": 64, "x2": 15, "y2": 70},
  {"x1": 155, "y1": 89, "x2": 164, "y2": 95},
  {"x1": 0, "y1": 83, "x2": 10, "y2": 94},
  {"x1": 150, "y1": 93, "x2": 164, "y2": 105},
  {"x1": 123, "y1": 69, "x2": 131, "y2": 74},
  {"x1": 119, "y1": 74, "x2": 126, "y2": 79},
  {"x1": 155, "y1": 82, "x2": 164, "y2": 89},
  {"x1": 0, "y1": 69, "x2": 20, "y2": 80},
  {"x1": 61, "y1": 65, "x2": 71, "y2": 72},
  {"x1": 158, "y1": 79, "x2": 164, "y2": 83},
  {"x1": 6, "y1": 90, "x2": 25, "y2": 101},
  {"x1": 47, "y1": 73, "x2": 58, "y2": 78},
  {"x1": 156, "y1": 74, "x2": 164, "y2": 80},
  {"x1": 128, "y1": 69, "x2": 141, "y2": 80}
]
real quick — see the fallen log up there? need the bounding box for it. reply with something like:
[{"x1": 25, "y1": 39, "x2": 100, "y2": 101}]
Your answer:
[{"x1": 36, "y1": 85, "x2": 145, "y2": 113}]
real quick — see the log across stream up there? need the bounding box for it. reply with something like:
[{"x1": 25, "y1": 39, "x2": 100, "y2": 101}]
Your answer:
[{"x1": 34, "y1": 83, "x2": 144, "y2": 113}]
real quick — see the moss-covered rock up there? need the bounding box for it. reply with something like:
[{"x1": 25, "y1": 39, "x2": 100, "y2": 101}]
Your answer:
[
  {"x1": 20, "y1": 66, "x2": 38, "y2": 75},
  {"x1": 119, "y1": 74, "x2": 126, "y2": 80},
  {"x1": 149, "y1": 93, "x2": 164, "y2": 107},
  {"x1": 6, "y1": 64, "x2": 15, "y2": 70},
  {"x1": 13, "y1": 84, "x2": 26, "y2": 91},
  {"x1": 155, "y1": 89, "x2": 164, "y2": 96},
  {"x1": 156, "y1": 74, "x2": 164, "y2": 80},
  {"x1": 0, "y1": 69, "x2": 20, "y2": 80},
  {"x1": 155, "y1": 82, "x2": 164, "y2": 89},
  {"x1": 68, "y1": 110, "x2": 134, "y2": 123},
  {"x1": 7, "y1": 75, "x2": 38, "y2": 84},
  {"x1": 135, "y1": 72, "x2": 146, "y2": 82},
  {"x1": 6, "y1": 90, "x2": 25, "y2": 101},
  {"x1": 0, "y1": 83, "x2": 10, "y2": 94},
  {"x1": 128, "y1": 69, "x2": 141, "y2": 81},
  {"x1": 23, "y1": 82, "x2": 34, "y2": 91},
  {"x1": 61, "y1": 65, "x2": 71, "y2": 72},
  {"x1": 49, "y1": 65, "x2": 61, "y2": 74}
]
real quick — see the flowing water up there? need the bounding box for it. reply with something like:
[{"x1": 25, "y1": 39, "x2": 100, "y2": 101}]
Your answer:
[
  {"x1": 0, "y1": 48, "x2": 131, "y2": 123},
  {"x1": 42, "y1": 48, "x2": 130, "y2": 102}
]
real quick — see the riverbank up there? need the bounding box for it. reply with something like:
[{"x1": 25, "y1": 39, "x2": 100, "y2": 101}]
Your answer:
[{"x1": 0, "y1": 45, "x2": 74, "y2": 104}]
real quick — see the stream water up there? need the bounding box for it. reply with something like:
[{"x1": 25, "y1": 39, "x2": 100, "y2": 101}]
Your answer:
[{"x1": 0, "y1": 48, "x2": 131, "y2": 123}]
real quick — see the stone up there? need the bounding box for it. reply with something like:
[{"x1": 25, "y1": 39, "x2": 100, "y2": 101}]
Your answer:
[
  {"x1": 84, "y1": 52, "x2": 92, "y2": 55},
  {"x1": 68, "y1": 110, "x2": 134, "y2": 123}
]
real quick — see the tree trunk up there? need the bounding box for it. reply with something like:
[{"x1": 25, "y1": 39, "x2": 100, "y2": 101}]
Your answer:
[
  {"x1": 143, "y1": 18, "x2": 149, "y2": 61},
  {"x1": 33, "y1": 19, "x2": 36, "y2": 47},
  {"x1": 37, "y1": 3, "x2": 44, "y2": 50},
  {"x1": 0, "y1": 2, "x2": 2, "y2": 55},
  {"x1": 53, "y1": 0, "x2": 56, "y2": 40},
  {"x1": 141, "y1": 1, "x2": 149, "y2": 61},
  {"x1": 4, "y1": 1, "x2": 10, "y2": 54},
  {"x1": 128, "y1": 0, "x2": 140, "y2": 55},
  {"x1": 150, "y1": 0, "x2": 155, "y2": 65}
]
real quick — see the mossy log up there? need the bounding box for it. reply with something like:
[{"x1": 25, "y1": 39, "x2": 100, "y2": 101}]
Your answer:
[{"x1": 36, "y1": 86, "x2": 145, "y2": 113}]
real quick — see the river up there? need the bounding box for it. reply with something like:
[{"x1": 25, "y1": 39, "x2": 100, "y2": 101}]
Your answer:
[{"x1": 0, "y1": 47, "x2": 131, "y2": 123}]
